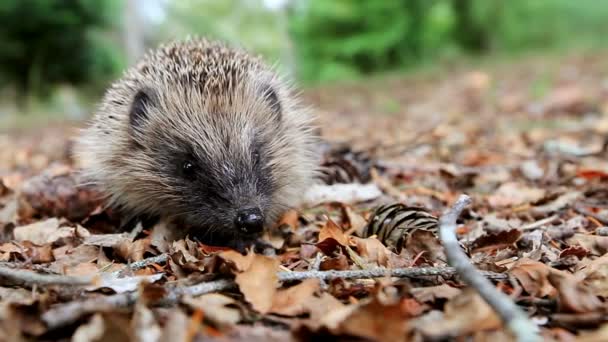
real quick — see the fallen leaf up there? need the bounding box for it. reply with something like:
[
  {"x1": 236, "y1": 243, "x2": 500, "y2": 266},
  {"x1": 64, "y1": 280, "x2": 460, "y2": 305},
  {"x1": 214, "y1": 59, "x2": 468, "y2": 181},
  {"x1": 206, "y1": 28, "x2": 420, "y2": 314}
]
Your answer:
[
  {"x1": 470, "y1": 229, "x2": 521, "y2": 253},
  {"x1": 84, "y1": 233, "x2": 131, "y2": 247},
  {"x1": 575, "y1": 254, "x2": 608, "y2": 297},
  {"x1": 87, "y1": 273, "x2": 164, "y2": 293},
  {"x1": 488, "y1": 182, "x2": 546, "y2": 208},
  {"x1": 219, "y1": 250, "x2": 255, "y2": 272},
  {"x1": 416, "y1": 289, "x2": 502, "y2": 338},
  {"x1": 330, "y1": 297, "x2": 412, "y2": 341},
  {"x1": 132, "y1": 302, "x2": 161, "y2": 342},
  {"x1": 404, "y1": 229, "x2": 445, "y2": 263},
  {"x1": 567, "y1": 234, "x2": 608, "y2": 255},
  {"x1": 318, "y1": 219, "x2": 349, "y2": 246},
  {"x1": 115, "y1": 237, "x2": 152, "y2": 262},
  {"x1": 341, "y1": 205, "x2": 367, "y2": 235},
  {"x1": 159, "y1": 309, "x2": 188, "y2": 342},
  {"x1": 72, "y1": 314, "x2": 106, "y2": 342},
  {"x1": 13, "y1": 218, "x2": 90, "y2": 245},
  {"x1": 410, "y1": 284, "x2": 462, "y2": 303},
  {"x1": 183, "y1": 293, "x2": 241, "y2": 325},
  {"x1": 531, "y1": 191, "x2": 582, "y2": 214},
  {"x1": 234, "y1": 254, "x2": 279, "y2": 314},
  {"x1": 319, "y1": 254, "x2": 349, "y2": 271},
  {"x1": 270, "y1": 279, "x2": 320, "y2": 316},
  {"x1": 276, "y1": 209, "x2": 299, "y2": 229},
  {"x1": 349, "y1": 236, "x2": 392, "y2": 267},
  {"x1": 509, "y1": 259, "x2": 557, "y2": 297},
  {"x1": 547, "y1": 271, "x2": 604, "y2": 313}
]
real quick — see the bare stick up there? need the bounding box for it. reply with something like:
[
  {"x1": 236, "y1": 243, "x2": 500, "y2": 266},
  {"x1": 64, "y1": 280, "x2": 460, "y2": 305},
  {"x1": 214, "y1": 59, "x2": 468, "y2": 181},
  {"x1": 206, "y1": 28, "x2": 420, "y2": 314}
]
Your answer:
[
  {"x1": 42, "y1": 265, "x2": 506, "y2": 330},
  {"x1": 438, "y1": 194, "x2": 539, "y2": 342},
  {"x1": 113, "y1": 254, "x2": 170, "y2": 277},
  {"x1": 0, "y1": 266, "x2": 92, "y2": 286}
]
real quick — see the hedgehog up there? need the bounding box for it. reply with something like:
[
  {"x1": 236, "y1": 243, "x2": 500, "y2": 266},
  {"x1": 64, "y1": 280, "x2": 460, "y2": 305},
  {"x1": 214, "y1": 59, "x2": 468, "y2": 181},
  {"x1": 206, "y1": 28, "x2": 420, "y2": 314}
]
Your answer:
[{"x1": 74, "y1": 38, "x2": 318, "y2": 249}]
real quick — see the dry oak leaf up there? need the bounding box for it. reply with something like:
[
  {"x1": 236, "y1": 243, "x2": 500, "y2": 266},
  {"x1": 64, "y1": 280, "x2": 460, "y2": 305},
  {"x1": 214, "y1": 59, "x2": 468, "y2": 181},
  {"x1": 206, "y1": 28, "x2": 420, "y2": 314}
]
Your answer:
[
  {"x1": 132, "y1": 302, "x2": 161, "y2": 342},
  {"x1": 410, "y1": 284, "x2": 462, "y2": 303},
  {"x1": 487, "y1": 182, "x2": 546, "y2": 208},
  {"x1": 270, "y1": 278, "x2": 320, "y2": 316},
  {"x1": 547, "y1": 271, "x2": 604, "y2": 313},
  {"x1": 183, "y1": 293, "x2": 241, "y2": 325},
  {"x1": 233, "y1": 254, "x2": 280, "y2": 314},
  {"x1": 218, "y1": 250, "x2": 255, "y2": 272},
  {"x1": 349, "y1": 236, "x2": 392, "y2": 267},
  {"x1": 575, "y1": 254, "x2": 608, "y2": 297},
  {"x1": 567, "y1": 233, "x2": 608, "y2": 256},
  {"x1": 509, "y1": 258, "x2": 557, "y2": 297},
  {"x1": 416, "y1": 289, "x2": 502, "y2": 338},
  {"x1": 341, "y1": 205, "x2": 367, "y2": 236},
  {"x1": 13, "y1": 218, "x2": 90, "y2": 245},
  {"x1": 329, "y1": 297, "x2": 413, "y2": 341},
  {"x1": 318, "y1": 218, "x2": 349, "y2": 246}
]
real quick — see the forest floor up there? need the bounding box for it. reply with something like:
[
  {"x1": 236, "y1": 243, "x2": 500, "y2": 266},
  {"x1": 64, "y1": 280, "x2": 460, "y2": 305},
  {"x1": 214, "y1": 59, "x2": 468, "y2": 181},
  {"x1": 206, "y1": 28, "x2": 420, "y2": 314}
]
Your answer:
[{"x1": 1, "y1": 50, "x2": 608, "y2": 341}]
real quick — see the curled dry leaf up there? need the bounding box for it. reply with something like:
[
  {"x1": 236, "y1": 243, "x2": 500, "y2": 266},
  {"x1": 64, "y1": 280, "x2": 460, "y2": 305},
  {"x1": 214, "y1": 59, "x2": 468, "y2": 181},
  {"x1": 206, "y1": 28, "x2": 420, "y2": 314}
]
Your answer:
[
  {"x1": 567, "y1": 233, "x2": 608, "y2": 255},
  {"x1": 404, "y1": 229, "x2": 445, "y2": 263},
  {"x1": 72, "y1": 314, "x2": 106, "y2": 342},
  {"x1": 183, "y1": 293, "x2": 241, "y2": 325},
  {"x1": 158, "y1": 309, "x2": 189, "y2": 342},
  {"x1": 547, "y1": 271, "x2": 604, "y2": 313},
  {"x1": 327, "y1": 298, "x2": 413, "y2": 341},
  {"x1": 349, "y1": 236, "x2": 392, "y2": 267},
  {"x1": 219, "y1": 250, "x2": 255, "y2": 272},
  {"x1": 415, "y1": 289, "x2": 502, "y2": 339},
  {"x1": 318, "y1": 218, "x2": 349, "y2": 246},
  {"x1": 341, "y1": 205, "x2": 367, "y2": 236},
  {"x1": 13, "y1": 218, "x2": 90, "y2": 245},
  {"x1": 87, "y1": 273, "x2": 164, "y2": 293},
  {"x1": 132, "y1": 302, "x2": 161, "y2": 342},
  {"x1": 487, "y1": 182, "x2": 546, "y2": 208},
  {"x1": 319, "y1": 254, "x2": 349, "y2": 271},
  {"x1": 233, "y1": 254, "x2": 279, "y2": 314},
  {"x1": 115, "y1": 237, "x2": 152, "y2": 262},
  {"x1": 469, "y1": 229, "x2": 521, "y2": 253},
  {"x1": 509, "y1": 258, "x2": 557, "y2": 297},
  {"x1": 575, "y1": 254, "x2": 608, "y2": 297},
  {"x1": 410, "y1": 284, "x2": 462, "y2": 303},
  {"x1": 270, "y1": 279, "x2": 320, "y2": 316}
]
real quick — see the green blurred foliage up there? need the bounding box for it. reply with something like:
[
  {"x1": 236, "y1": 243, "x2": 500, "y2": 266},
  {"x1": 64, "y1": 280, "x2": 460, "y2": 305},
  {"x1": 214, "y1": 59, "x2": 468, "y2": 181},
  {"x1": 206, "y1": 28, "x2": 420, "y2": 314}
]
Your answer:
[
  {"x1": 289, "y1": 0, "x2": 608, "y2": 83},
  {"x1": 158, "y1": 0, "x2": 286, "y2": 63},
  {"x1": 0, "y1": 0, "x2": 124, "y2": 102}
]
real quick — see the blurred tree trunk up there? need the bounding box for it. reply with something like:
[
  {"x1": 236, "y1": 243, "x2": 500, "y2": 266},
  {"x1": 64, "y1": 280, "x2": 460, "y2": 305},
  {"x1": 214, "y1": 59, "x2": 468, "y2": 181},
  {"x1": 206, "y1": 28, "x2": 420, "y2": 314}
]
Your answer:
[
  {"x1": 451, "y1": 0, "x2": 489, "y2": 53},
  {"x1": 124, "y1": 0, "x2": 144, "y2": 65}
]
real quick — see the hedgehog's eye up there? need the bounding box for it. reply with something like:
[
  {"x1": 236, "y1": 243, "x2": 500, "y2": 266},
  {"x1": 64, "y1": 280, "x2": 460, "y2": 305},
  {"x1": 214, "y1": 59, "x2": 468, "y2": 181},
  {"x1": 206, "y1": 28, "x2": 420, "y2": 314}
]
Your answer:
[
  {"x1": 252, "y1": 151, "x2": 260, "y2": 163},
  {"x1": 181, "y1": 160, "x2": 197, "y2": 179}
]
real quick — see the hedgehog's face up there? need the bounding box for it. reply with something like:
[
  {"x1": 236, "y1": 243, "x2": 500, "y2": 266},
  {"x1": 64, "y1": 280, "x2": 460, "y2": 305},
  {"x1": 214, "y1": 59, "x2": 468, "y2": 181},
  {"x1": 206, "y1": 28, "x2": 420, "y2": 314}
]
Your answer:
[{"x1": 123, "y1": 82, "x2": 293, "y2": 247}]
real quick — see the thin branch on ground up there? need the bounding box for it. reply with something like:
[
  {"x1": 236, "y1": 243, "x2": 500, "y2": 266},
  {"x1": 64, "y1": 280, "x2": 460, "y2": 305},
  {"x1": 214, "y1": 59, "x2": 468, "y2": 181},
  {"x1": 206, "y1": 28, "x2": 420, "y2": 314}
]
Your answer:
[
  {"x1": 0, "y1": 266, "x2": 92, "y2": 286},
  {"x1": 42, "y1": 265, "x2": 506, "y2": 329},
  {"x1": 113, "y1": 254, "x2": 170, "y2": 277},
  {"x1": 438, "y1": 194, "x2": 540, "y2": 342}
]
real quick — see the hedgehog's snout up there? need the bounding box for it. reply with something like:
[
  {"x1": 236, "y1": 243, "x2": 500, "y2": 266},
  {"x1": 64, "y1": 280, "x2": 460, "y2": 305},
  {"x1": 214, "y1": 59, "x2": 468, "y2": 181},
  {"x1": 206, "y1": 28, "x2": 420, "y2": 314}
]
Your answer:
[{"x1": 234, "y1": 207, "x2": 264, "y2": 235}]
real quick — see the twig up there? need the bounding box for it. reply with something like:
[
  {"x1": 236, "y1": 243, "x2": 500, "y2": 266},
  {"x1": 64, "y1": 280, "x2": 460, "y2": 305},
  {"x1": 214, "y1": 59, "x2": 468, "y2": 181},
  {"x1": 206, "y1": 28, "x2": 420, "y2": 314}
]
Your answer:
[
  {"x1": 113, "y1": 254, "x2": 170, "y2": 277},
  {"x1": 438, "y1": 194, "x2": 540, "y2": 342},
  {"x1": 42, "y1": 265, "x2": 506, "y2": 329},
  {"x1": 0, "y1": 266, "x2": 92, "y2": 286},
  {"x1": 521, "y1": 214, "x2": 559, "y2": 231}
]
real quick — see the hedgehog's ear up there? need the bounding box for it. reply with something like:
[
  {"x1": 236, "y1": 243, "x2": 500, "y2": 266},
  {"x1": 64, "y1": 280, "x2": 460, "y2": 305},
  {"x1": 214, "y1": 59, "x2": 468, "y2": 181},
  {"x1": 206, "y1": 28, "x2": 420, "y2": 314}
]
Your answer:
[
  {"x1": 129, "y1": 88, "x2": 155, "y2": 131},
  {"x1": 261, "y1": 85, "x2": 281, "y2": 121}
]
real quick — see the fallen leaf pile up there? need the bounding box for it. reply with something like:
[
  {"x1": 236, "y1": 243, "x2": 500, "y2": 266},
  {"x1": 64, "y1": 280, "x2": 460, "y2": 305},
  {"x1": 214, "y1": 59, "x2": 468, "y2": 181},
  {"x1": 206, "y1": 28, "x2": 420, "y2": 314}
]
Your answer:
[{"x1": 1, "y1": 53, "x2": 608, "y2": 341}]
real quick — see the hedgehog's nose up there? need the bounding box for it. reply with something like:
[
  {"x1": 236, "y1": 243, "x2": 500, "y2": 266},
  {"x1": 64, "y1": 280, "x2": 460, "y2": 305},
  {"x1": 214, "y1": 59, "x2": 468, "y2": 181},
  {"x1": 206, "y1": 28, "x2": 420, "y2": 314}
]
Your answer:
[{"x1": 235, "y1": 208, "x2": 264, "y2": 235}]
